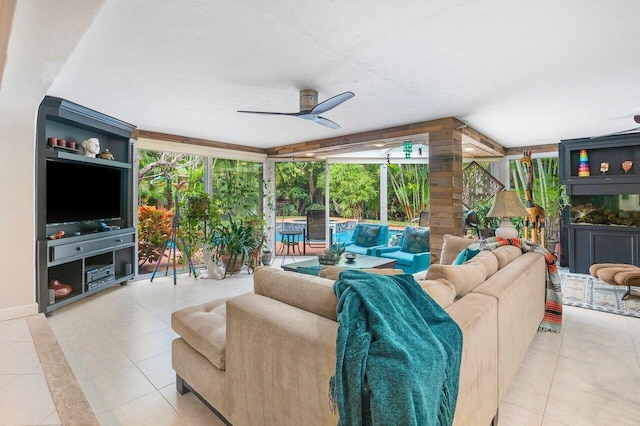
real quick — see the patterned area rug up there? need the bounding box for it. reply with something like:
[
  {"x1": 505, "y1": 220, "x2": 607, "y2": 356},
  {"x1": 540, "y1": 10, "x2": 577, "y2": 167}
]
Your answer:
[{"x1": 561, "y1": 273, "x2": 640, "y2": 318}]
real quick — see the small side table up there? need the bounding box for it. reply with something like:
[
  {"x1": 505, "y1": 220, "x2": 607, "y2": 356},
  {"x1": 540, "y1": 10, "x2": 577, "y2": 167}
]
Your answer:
[{"x1": 278, "y1": 230, "x2": 303, "y2": 259}]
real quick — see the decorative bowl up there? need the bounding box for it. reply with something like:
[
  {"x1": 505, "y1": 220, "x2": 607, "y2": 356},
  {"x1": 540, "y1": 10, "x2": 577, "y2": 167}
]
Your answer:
[
  {"x1": 50, "y1": 280, "x2": 72, "y2": 299},
  {"x1": 344, "y1": 253, "x2": 357, "y2": 262}
]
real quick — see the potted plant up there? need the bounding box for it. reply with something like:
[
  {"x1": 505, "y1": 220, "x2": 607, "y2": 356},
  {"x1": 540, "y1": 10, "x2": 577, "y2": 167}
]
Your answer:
[
  {"x1": 210, "y1": 214, "x2": 261, "y2": 276},
  {"x1": 318, "y1": 242, "x2": 346, "y2": 265}
]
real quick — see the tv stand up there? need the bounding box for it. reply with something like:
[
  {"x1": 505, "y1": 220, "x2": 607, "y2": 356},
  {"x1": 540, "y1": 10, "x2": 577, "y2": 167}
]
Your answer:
[{"x1": 35, "y1": 97, "x2": 136, "y2": 315}]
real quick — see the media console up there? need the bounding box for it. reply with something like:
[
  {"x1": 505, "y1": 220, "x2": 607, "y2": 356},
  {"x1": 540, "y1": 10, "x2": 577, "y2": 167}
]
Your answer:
[{"x1": 35, "y1": 97, "x2": 136, "y2": 315}]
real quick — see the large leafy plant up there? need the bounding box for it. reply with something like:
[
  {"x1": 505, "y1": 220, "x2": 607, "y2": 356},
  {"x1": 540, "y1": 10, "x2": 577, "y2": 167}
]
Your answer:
[{"x1": 137, "y1": 205, "x2": 174, "y2": 267}]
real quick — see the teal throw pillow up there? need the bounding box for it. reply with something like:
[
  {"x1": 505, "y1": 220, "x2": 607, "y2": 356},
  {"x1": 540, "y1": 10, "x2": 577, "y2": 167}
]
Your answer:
[
  {"x1": 453, "y1": 248, "x2": 481, "y2": 265},
  {"x1": 355, "y1": 225, "x2": 381, "y2": 247},
  {"x1": 297, "y1": 265, "x2": 321, "y2": 276},
  {"x1": 400, "y1": 227, "x2": 430, "y2": 254}
]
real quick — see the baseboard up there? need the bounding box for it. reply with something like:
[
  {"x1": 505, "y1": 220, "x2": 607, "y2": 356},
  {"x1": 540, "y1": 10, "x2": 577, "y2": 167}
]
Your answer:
[{"x1": 0, "y1": 303, "x2": 38, "y2": 321}]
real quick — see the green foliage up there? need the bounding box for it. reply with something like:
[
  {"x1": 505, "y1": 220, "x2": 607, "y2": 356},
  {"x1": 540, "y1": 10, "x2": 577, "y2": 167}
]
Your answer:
[
  {"x1": 319, "y1": 242, "x2": 346, "y2": 264},
  {"x1": 510, "y1": 157, "x2": 568, "y2": 238},
  {"x1": 137, "y1": 205, "x2": 174, "y2": 267},
  {"x1": 388, "y1": 163, "x2": 429, "y2": 221},
  {"x1": 212, "y1": 159, "x2": 261, "y2": 218},
  {"x1": 328, "y1": 164, "x2": 378, "y2": 219},
  {"x1": 210, "y1": 214, "x2": 263, "y2": 272}
]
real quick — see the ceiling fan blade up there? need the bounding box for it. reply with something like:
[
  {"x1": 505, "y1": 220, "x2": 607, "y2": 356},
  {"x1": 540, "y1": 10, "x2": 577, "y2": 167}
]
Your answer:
[
  {"x1": 237, "y1": 110, "x2": 301, "y2": 116},
  {"x1": 313, "y1": 116, "x2": 341, "y2": 130},
  {"x1": 310, "y1": 91, "x2": 355, "y2": 115}
]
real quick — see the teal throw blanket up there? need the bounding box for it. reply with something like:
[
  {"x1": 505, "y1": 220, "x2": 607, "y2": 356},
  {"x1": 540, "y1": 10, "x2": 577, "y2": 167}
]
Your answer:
[{"x1": 330, "y1": 270, "x2": 463, "y2": 426}]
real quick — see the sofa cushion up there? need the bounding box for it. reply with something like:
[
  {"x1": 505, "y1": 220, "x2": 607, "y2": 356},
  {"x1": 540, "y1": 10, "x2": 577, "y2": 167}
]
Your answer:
[
  {"x1": 400, "y1": 227, "x2": 430, "y2": 253},
  {"x1": 355, "y1": 224, "x2": 381, "y2": 247},
  {"x1": 379, "y1": 250, "x2": 415, "y2": 266},
  {"x1": 416, "y1": 279, "x2": 456, "y2": 308},
  {"x1": 426, "y1": 251, "x2": 499, "y2": 297},
  {"x1": 318, "y1": 266, "x2": 404, "y2": 281},
  {"x1": 254, "y1": 266, "x2": 338, "y2": 320},
  {"x1": 440, "y1": 234, "x2": 477, "y2": 265},
  {"x1": 491, "y1": 245, "x2": 523, "y2": 269},
  {"x1": 171, "y1": 299, "x2": 228, "y2": 370}
]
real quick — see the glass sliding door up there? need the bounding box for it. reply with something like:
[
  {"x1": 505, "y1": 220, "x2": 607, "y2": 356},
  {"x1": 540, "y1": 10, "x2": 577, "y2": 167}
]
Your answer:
[{"x1": 137, "y1": 150, "x2": 205, "y2": 276}]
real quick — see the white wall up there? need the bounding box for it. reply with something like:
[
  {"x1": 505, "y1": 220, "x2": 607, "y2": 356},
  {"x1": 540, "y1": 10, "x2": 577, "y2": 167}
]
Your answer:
[{"x1": 0, "y1": 0, "x2": 105, "y2": 319}]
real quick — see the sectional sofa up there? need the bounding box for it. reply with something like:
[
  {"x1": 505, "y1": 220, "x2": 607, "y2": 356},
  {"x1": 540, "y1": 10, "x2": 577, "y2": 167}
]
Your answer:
[{"x1": 171, "y1": 234, "x2": 547, "y2": 425}]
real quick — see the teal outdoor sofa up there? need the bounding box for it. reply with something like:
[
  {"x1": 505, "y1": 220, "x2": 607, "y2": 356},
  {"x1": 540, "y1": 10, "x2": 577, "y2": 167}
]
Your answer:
[
  {"x1": 344, "y1": 223, "x2": 389, "y2": 255},
  {"x1": 374, "y1": 226, "x2": 431, "y2": 273}
]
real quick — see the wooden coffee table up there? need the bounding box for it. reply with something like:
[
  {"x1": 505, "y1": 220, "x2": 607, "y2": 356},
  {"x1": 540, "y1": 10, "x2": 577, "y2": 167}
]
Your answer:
[{"x1": 281, "y1": 254, "x2": 396, "y2": 272}]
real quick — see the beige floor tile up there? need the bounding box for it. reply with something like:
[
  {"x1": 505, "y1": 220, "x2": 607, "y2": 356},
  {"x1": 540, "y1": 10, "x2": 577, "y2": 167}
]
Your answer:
[
  {"x1": 498, "y1": 400, "x2": 543, "y2": 426},
  {"x1": 559, "y1": 329, "x2": 638, "y2": 374},
  {"x1": 0, "y1": 373, "x2": 19, "y2": 388},
  {"x1": 541, "y1": 418, "x2": 568, "y2": 426},
  {"x1": 49, "y1": 323, "x2": 116, "y2": 354},
  {"x1": 0, "y1": 317, "x2": 33, "y2": 342},
  {"x1": 544, "y1": 355, "x2": 640, "y2": 425},
  {"x1": 561, "y1": 319, "x2": 635, "y2": 354},
  {"x1": 0, "y1": 374, "x2": 57, "y2": 425},
  {"x1": 118, "y1": 328, "x2": 178, "y2": 363},
  {"x1": 96, "y1": 391, "x2": 187, "y2": 425},
  {"x1": 102, "y1": 310, "x2": 171, "y2": 343},
  {"x1": 136, "y1": 350, "x2": 176, "y2": 389},
  {"x1": 0, "y1": 341, "x2": 44, "y2": 374},
  {"x1": 39, "y1": 408, "x2": 62, "y2": 425},
  {"x1": 79, "y1": 363, "x2": 156, "y2": 413},
  {"x1": 160, "y1": 384, "x2": 228, "y2": 426},
  {"x1": 64, "y1": 340, "x2": 132, "y2": 381},
  {"x1": 502, "y1": 345, "x2": 558, "y2": 415}
]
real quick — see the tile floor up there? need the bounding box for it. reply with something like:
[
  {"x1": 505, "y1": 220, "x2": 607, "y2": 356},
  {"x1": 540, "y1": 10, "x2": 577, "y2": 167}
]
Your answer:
[{"x1": 1, "y1": 261, "x2": 639, "y2": 425}]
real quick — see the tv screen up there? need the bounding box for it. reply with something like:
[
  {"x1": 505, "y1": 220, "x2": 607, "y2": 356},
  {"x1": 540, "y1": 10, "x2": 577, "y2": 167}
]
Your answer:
[{"x1": 46, "y1": 161, "x2": 123, "y2": 224}]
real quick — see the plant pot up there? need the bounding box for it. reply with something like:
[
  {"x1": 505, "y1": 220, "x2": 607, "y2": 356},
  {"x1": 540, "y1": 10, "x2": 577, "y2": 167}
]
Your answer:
[
  {"x1": 318, "y1": 255, "x2": 339, "y2": 266},
  {"x1": 261, "y1": 250, "x2": 273, "y2": 266},
  {"x1": 220, "y1": 253, "x2": 244, "y2": 273}
]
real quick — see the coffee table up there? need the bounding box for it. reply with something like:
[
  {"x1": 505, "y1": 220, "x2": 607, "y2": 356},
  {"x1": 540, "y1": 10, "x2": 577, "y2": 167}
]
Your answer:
[{"x1": 281, "y1": 254, "x2": 396, "y2": 272}]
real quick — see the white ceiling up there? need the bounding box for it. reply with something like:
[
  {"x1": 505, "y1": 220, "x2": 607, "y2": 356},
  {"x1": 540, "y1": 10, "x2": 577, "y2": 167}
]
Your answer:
[{"x1": 45, "y1": 0, "x2": 640, "y2": 151}]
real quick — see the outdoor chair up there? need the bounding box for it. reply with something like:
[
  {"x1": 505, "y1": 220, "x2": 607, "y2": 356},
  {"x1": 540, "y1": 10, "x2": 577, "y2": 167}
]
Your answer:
[
  {"x1": 374, "y1": 226, "x2": 431, "y2": 273},
  {"x1": 303, "y1": 209, "x2": 332, "y2": 253},
  {"x1": 410, "y1": 210, "x2": 430, "y2": 228},
  {"x1": 344, "y1": 223, "x2": 389, "y2": 255}
]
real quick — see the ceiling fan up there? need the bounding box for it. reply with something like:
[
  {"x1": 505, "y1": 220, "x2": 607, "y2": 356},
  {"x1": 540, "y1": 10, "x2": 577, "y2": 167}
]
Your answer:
[{"x1": 238, "y1": 89, "x2": 355, "y2": 129}]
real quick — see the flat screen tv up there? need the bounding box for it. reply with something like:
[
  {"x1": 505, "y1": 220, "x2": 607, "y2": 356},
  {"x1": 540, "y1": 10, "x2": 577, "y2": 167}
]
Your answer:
[{"x1": 46, "y1": 160, "x2": 123, "y2": 224}]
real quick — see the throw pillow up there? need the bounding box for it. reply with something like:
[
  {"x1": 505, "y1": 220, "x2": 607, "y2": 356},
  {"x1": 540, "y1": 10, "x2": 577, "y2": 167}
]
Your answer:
[
  {"x1": 400, "y1": 227, "x2": 430, "y2": 254},
  {"x1": 452, "y1": 248, "x2": 480, "y2": 265},
  {"x1": 440, "y1": 234, "x2": 477, "y2": 265},
  {"x1": 297, "y1": 266, "x2": 321, "y2": 276},
  {"x1": 355, "y1": 225, "x2": 381, "y2": 247}
]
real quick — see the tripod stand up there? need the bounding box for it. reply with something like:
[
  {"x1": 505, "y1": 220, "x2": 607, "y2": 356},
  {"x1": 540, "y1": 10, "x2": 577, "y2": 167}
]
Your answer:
[{"x1": 150, "y1": 196, "x2": 197, "y2": 285}]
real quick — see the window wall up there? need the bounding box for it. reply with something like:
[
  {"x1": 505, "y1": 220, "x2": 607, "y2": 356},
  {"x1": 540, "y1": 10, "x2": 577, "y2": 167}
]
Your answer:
[{"x1": 136, "y1": 147, "x2": 264, "y2": 277}]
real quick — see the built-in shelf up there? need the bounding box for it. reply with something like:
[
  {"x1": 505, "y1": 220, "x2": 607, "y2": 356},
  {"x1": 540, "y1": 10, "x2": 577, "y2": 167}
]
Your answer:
[
  {"x1": 36, "y1": 96, "x2": 136, "y2": 315},
  {"x1": 559, "y1": 133, "x2": 640, "y2": 273}
]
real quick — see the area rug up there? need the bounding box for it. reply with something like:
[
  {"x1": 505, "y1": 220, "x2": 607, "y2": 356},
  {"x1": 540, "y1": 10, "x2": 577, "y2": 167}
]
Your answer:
[{"x1": 560, "y1": 273, "x2": 640, "y2": 318}]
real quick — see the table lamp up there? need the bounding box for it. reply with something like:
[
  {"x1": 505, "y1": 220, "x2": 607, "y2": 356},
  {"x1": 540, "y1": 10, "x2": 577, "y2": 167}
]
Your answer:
[{"x1": 486, "y1": 190, "x2": 528, "y2": 239}]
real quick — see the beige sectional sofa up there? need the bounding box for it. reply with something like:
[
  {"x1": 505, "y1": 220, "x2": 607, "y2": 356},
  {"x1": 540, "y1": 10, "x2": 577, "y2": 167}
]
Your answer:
[{"x1": 171, "y1": 235, "x2": 547, "y2": 425}]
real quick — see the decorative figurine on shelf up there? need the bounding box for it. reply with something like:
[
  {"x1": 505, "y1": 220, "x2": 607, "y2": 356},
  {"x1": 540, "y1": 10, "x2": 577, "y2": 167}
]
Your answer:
[
  {"x1": 47, "y1": 230, "x2": 65, "y2": 240},
  {"x1": 578, "y1": 149, "x2": 590, "y2": 176},
  {"x1": 622, "y1": 160, "x2": 633, "y2": 173},
  {"x1": 81, "y1": 138, "x2": 100, "y2": 157},
  {"x1": 600, "y1": 162, "x2": 609, "y2": 174},
  {"x1": 98, "y1": 149, "x2": 114, "y2": 160}
]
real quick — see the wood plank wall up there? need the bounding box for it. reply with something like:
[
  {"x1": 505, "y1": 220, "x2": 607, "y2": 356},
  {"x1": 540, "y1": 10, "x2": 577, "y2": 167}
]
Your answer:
[{"x1": 428, "y1": 127, "x2": 464, "y2": 261}]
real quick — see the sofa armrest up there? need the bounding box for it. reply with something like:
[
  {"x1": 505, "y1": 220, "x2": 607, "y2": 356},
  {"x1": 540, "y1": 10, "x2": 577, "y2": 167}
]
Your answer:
[
  {"x1": 225, "y1": 293, "x2": 339, "y2": 426},
  {"x1": 374, "y1": 246, "x2": 400, "y2": 256},
  {"x1": 446, "y1": 293, "x2": 498, "y2": 426}
]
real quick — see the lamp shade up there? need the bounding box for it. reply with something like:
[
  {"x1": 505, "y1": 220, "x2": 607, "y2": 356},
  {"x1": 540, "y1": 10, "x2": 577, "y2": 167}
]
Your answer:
[{"x1": 486, "y1": 191, "x2": 528, "y2": 218}]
